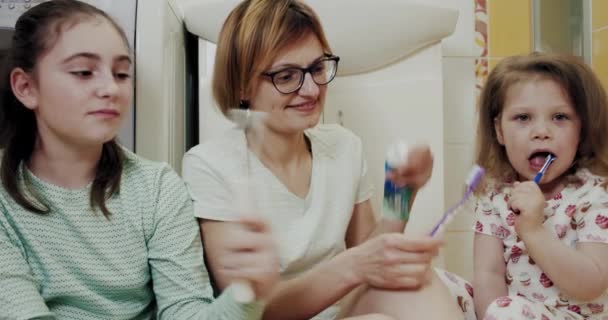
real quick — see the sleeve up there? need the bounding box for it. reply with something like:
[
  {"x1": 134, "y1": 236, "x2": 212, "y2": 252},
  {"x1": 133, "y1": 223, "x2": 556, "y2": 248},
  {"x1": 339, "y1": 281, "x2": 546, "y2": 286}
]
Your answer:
[
  {"x1": 576, "y1": 187, "x2": 608, "y2": 244},
  {"x1": 182, "y1": 152, "x2": 240, "y2": 221},
  {"x1": 0, "y1": 208, "x2": 54, "y2": 319},
  {"x1": 472, "y1": 192, "x2": 507, "y2": 239},
  {"x1": 147, "y1": 166, "x2": 263, "y2": 319},
  {"x1": 355, "y1": 137, "x2": 374, "y2": 204}
]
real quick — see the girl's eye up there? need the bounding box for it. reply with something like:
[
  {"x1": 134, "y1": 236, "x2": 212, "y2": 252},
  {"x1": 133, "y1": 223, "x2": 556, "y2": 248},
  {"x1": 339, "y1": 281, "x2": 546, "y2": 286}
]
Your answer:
[
  {"x1": 514, "y1": 114, "x2": 529, "y2": 121},
  {"x1": 554, "y1": 113, "x2": 569, "y2": 121},
  {"x1": 70, "y1": 70, "x2": 93, "y2": 78},
  {"x1": 115, "y1": 72, "x2": 131, "y2": 80}
]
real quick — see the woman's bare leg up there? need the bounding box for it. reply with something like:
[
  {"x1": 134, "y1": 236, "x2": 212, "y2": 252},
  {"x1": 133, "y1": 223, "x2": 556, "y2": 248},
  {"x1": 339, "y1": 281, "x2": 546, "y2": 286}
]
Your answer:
[
  {"x1": 342, "y1": 314, "x2": 396, "y2": 320},
  {"x1": 345, "y1": 270, "x2": 465, "y2": 320}
]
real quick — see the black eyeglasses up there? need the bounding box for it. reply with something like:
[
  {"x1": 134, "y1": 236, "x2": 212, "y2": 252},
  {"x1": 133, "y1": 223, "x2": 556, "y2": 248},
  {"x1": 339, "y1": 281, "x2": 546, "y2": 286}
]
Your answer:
[{"x1": 261, "y1": 54, "x2": 340, "y2": 94}]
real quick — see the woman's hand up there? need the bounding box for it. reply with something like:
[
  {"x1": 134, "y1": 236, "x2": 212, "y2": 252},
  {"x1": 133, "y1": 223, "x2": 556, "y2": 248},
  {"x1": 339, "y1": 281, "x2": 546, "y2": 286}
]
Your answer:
[
  {"x1": 348, "y1": 233, "x2": 443, "y2": 290},
  {"x1": 386, "y1": 144, "x2": 433, "y2": 189},
  {"x1": 509, "y1": 181, "x2": 545, "y2": 236},
  {"x1": 208, "y1": 216, "x2": 280, "y2": 299}
]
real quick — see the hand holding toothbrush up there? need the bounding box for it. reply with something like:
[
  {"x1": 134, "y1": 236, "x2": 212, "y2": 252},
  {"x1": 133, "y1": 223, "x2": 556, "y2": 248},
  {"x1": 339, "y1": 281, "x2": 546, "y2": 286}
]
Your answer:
[
  {"x1": 383, "y1": 142, "x2": 433, "y2": 228},
  {"x1": 385, "y1": 143, "x2": 433, "y2": 189},
  {"x1": 208, "y1": 109, "x2": 280, "y2": 303},
  {"x1": 347, "y1": 233, "x2": 443, "y2": 290},
  {"x1": 509, "y1": 154, "x2": 555, "y2": 235},
  {"x1": 202, "y1": 216, "x2": 280, "y2": 303}
]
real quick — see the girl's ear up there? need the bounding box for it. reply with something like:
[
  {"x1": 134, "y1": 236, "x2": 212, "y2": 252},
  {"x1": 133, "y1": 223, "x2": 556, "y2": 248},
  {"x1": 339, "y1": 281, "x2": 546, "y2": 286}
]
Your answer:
[
  {"x1": 10, "y1": 68, "x2": 39, "y2": 110},
  {"x1": 494, "y1": 116, "x2": 505, "y2": 145}
]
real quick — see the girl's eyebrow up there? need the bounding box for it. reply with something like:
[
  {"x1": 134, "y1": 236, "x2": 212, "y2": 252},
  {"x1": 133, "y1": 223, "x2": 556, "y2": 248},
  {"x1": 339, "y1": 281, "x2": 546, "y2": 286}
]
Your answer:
[{"x1": 62, "y1": 52, "x2": 132, "y2": 65}]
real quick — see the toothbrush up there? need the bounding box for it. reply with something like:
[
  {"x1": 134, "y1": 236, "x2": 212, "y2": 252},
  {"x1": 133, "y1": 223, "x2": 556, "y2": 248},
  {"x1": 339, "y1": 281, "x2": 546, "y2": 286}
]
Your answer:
[
  {"x1": 429, "y1": 165, "x2": 485, "y2": 237},
  {"x1": 225, "y1": 109, "x2": 270, "y2": 304},
  {"x1": 227, "y1": 109, "x2": 268, "y2": 130},
  {"x1": 533, "y1": 154, "x2": 555, "y2": 184}
]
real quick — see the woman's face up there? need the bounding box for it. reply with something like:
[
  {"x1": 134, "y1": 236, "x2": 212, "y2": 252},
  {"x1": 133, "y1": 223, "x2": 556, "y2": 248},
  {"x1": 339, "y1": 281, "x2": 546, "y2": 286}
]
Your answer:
[
  {"x1": 15, "y1": 16, "x2": 132, "y2": 149},
  {"x1": 246, "y1": 33, "x2": 329, "y2": 135}
]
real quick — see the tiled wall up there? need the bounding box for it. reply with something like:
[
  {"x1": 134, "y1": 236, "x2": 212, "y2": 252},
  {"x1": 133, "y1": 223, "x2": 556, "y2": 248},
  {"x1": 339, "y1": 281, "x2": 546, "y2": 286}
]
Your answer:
[
  {"x1": 593, "y1": 0, "x2": 608, "y2": 89},
  {"x1": 441, "y1": 0, "x2": 532, "y2": 281}
]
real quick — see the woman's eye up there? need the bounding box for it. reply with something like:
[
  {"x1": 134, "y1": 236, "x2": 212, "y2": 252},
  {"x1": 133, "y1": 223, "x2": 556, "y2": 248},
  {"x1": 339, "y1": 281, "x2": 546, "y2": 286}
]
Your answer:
[
  {"x1": 311, "y1": 64, "x2": 326, "y2": 74},
  {"x1": 274, "y1": 70, "x2": 298, "y2": 83}
]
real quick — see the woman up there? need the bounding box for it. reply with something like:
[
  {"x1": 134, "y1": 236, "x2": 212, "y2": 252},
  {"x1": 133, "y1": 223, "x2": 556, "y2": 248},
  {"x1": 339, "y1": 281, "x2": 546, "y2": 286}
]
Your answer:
[{"x1": 182, "y1": 0, "x2": 463, "y2": 319}]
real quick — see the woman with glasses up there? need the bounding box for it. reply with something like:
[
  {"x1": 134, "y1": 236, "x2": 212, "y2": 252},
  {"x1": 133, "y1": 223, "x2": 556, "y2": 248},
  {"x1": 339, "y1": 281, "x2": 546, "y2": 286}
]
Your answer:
[{"x1": 182, "y1": 0, "x2": 463, "y2": 319}]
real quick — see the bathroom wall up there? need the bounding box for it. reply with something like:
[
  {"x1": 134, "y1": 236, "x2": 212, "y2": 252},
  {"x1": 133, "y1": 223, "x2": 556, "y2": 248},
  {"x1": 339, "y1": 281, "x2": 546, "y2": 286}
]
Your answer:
[
  {"x1": 440, "y1": 0, "x2": 532, "y2": 281},
  {"x1": 592, "y1": 0, "x2": 608, "y2": 88}
]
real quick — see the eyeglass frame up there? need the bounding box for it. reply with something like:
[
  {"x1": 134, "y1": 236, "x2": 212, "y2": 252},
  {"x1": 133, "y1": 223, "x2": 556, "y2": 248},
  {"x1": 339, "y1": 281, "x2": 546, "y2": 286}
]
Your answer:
[{"x1": 260, "y1": 54, "x2": 340, "y2": 94}]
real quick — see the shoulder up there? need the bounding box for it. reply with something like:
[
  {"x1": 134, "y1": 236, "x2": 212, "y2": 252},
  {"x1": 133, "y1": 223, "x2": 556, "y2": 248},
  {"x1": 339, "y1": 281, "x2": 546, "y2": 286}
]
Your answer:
[
  {"x1": 575, "y1": 168, "x2": 606, "y2": 187},
  {"x1": 182, "y1": 128, "x2": 245, "y2": 173},
  {"x1": 306, "y1": 124, "x2": 363, "y2": 157},
  {"x1": 571, "y1": 168, "x2": 608, "y2": 202},
  {"x1": 121, "y1": 148, "x2": 185, "y2": 197}
]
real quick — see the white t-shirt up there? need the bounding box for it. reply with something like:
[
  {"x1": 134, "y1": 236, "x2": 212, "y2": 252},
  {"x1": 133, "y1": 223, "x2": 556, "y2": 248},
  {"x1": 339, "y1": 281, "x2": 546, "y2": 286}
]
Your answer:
[{"x1": 182, "y1": 124, "x2": 373, "y2": 319}]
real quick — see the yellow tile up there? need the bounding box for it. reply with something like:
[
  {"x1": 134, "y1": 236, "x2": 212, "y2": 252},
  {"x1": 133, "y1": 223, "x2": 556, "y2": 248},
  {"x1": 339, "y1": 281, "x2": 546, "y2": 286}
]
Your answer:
[
  {"x1": 593, "y1": 0, "x2": 608, "y2": 30},
  {"x1": 488, "y1": 0, "x2": 532, "y2": 57},
  {"x1": 488, "y1": 58, "x2": 503, "y2": 73},
  {"x1": 593, "y1": 29, "x2": 608, "y2": 91}
]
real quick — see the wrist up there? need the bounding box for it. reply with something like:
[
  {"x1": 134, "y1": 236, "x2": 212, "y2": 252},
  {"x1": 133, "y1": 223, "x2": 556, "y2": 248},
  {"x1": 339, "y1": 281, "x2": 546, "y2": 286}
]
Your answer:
[
  {"x1": 518, "y1": 223, "x2": 545, "y2": 243},
  {"x1": 334, "y1": 247, "x2": 365, "y2": 289}
]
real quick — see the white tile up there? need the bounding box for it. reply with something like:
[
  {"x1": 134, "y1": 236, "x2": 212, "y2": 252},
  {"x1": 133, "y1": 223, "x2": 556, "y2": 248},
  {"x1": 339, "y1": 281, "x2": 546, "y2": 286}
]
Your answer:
[
  {"x1": 443, "y1": 57, "x2": 477, "y2": 145},
  {"x1": 444, "y1": 144, "x2": 476, "y2": 231},
  {"x1": 442, "y1": 231, "x2": 475, "y2": 282},
  {"x1": 416, "y1": 0, "x2": 477, "y2": 57}
]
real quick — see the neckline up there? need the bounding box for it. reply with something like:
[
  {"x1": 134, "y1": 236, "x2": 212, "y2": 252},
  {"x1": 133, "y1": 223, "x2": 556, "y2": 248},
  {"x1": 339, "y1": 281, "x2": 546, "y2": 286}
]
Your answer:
[
  {"x1": 20, "y1": 163, "x2": 92, "y2": 198},
  {"x1": 243, "y1": 130, "x2": 317, "y2": 202}
]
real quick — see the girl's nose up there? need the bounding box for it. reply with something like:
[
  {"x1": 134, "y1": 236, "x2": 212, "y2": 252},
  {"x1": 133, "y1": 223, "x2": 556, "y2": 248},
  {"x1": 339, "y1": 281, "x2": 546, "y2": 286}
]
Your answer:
[
  {"x1": 531, "y1": 120, "x2": 551, "y2": 140},
  {"x1": 95, "y1": 71, "x2": 120, "y2": 98}
]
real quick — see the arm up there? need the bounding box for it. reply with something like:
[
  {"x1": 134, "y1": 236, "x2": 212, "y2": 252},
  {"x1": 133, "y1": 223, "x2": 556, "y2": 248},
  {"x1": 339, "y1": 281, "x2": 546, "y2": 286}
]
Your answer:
[
  {"x1": 521, "y1": 230, "x2": 608, "y2": 301},
  {"x1": 0, "y1": 214, "x2": 54, "y2": 319},
  {"x1": 473, "y1": 233, "x2": 508, "y2": 319},
  {"x1": 371, "y1": 189, "x2": 420, "y2": 236},
  {"x1": 511, "y1": 181, "x2": 608, "y2": 301},
  {"x1": 260, "y1": 200, "x2": 375, "y2": 320},
  {"x1": 262, "y1": 199, "x2": 440, "y2": 320},
  {"x1": 148, "y1": 168, "x2": 263, "y2": 320}
]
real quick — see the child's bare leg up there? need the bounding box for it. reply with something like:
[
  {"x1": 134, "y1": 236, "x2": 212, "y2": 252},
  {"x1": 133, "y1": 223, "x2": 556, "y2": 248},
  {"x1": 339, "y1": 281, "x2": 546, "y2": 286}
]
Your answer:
[{"x1": 346, "y1": 270, "x2": 465, "y2": 320}]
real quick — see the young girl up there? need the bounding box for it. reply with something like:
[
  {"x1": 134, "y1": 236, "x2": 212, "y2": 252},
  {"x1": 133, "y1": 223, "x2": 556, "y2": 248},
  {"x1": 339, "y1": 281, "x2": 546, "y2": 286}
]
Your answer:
[
  {"x1": 0, "y1": 1, "x2": 278, "y2": 318},
  {"x1": 473, "y1": 52, "x2": 608, "y2": 319}
]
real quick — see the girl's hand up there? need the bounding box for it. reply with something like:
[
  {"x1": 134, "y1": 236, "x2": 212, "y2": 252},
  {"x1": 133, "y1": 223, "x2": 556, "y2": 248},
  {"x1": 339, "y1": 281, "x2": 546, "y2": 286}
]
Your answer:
[
  {"x1": 386, "y1": 144, "x2": 433, "y2": 189},
  {"x1": 348, "y1": 233, "x2": 443, "y2": 290},
  {"x1": 212, "y1": 216, "x2": 280, "y2": 299},
  {"x1": 509, "y1": 181, "x2": 546, "y2": 235}
]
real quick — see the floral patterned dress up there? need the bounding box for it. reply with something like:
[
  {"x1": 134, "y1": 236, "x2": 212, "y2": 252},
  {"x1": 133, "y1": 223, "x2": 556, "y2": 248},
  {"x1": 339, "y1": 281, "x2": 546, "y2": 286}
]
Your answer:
[{"x1": 469, "y1": 168, "x2": 608, "y2": 319}]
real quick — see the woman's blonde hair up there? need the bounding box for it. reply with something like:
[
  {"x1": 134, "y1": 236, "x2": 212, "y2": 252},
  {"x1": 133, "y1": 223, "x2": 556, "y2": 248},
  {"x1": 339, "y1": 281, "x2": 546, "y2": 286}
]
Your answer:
[
  {"x1": 212, "y1": 0, "x2": 331, "y2": 116},
  {"x1": 476, "y1": 52, "x2": 608, "y2": 186}
]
